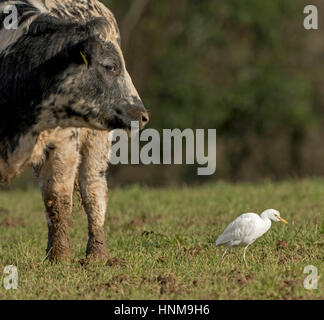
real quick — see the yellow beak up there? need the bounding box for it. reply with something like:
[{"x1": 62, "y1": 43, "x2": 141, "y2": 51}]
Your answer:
[{"x1": 279, "y1": 217, "x2": 288, "y2": 224}]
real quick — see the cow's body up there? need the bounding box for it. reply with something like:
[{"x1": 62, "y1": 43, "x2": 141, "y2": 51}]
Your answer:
[{"x1": 0, "y1": 0, "x2": 148, "y2": 261}]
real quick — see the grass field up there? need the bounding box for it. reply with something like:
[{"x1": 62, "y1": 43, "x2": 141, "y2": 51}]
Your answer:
[{"x1": 0, "y1": 178, "x2": 323, "y2": 300}]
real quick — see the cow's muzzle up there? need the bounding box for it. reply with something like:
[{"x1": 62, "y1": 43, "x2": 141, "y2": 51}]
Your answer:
[{"x1": 112, "y1": 100, "x2": 149, "y2": 130}]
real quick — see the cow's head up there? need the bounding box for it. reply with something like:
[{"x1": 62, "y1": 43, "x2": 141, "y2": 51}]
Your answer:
[
  {"x1": 53, "y1": 17, "x2": 149, "y2": 131},
  {"x1": 7, "y1": 15, "x2": 149, "y2": 132}
]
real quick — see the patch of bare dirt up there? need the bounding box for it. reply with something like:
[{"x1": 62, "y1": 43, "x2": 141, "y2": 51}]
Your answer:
[
  {"x1": 229, "y1": 269, "x2": 255, "y2": 286},
  {"x1": 105, "y1": 274, "x2": 141, "y2": 294},
  {"x1": 177, "y1": 245, "x2": 203, "y2": 257},
  {"x1": 276, "y1": 239, "x2": 289, "y2": 250},
  {"x1": 276, "y1": 279, "x2": 302, "y2": 299},
  {"x1": 106, "y1": 257, "x2": 126, "y2": 267},
  {"x1": 278, "y1": 251, "x2": 293, "y2": 264},
  {"x1": 0, "y1": 217, "x2": 26, "y2": 228},
  {"x1": 277, "y1": 242, "x2": 308, "y2": 263},
  {"x1": 79, "y1": 258, "x2": 90, "y2": 267},
  {"x1": 291, "y1": 242, "x2": 310, "y2": 255},
  {"x1": 139, "y1": 274, "x2": 188, "y2": 296},
  {"x1": 91, "y1": 274, "x2": 139, "y2": 295},
  {"x1": 107, "y1": 274, "x2": 132, "y2": 286},
  {"x1": 157, "y1": 274, "x2": 180, "y2": 295},
  {"x1": 281, "y1": 279, "x2": 300, "y2": 287}
]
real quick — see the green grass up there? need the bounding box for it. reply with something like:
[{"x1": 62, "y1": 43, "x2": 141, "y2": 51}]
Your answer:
[{"x1": 0, "y1": 178, "x2": 323, "y2": 299}]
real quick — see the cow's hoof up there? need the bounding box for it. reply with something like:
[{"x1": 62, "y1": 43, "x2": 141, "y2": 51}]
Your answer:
[
  {"x1": 86, "y1": 239, "x2": 109, "y2": 263},
  {"x1": 45, "y1": 248, "x2": 71, "y2": 263},
  {"x1": 85, "y1": 250, "x2": 110, "y2": 263}
]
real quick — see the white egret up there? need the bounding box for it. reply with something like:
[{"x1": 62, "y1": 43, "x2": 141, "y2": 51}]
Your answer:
[{"x1": 216, "y1": 209, "x2": 288, "y2": 266}]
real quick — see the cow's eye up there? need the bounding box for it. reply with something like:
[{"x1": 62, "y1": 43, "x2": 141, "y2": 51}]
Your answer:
[{"x1": 106, "y1": 65, "x2": 117, "y2": 73}]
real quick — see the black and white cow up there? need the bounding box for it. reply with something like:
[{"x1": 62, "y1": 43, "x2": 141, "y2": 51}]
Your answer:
[{"x1": 0, "y1": 0, "x2": 149, "y2": 262}]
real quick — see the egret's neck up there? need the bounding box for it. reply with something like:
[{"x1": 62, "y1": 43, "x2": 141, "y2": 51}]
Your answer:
[{"x1": 260, "y1": 213, "x2": 272, "y2": 226}]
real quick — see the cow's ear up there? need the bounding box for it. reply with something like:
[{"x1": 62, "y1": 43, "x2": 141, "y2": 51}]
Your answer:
[
  {"x1": 64, "y1": 40, "x2": 92, "y2": 67},
  {"x1": 68, "y1": 39, "x2": 95, "y2": 67},
  {"x1": 27, "y1": 15, "x2": 109, "y2": 67},
  {"x1": 28, "y1": 14, "x2": 87, "y2": 37},
  {"x1": 27, "y1": 15, "x2": 107, "y2": 66}
]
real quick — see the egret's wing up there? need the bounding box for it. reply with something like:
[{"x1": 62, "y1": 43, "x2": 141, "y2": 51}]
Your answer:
[{"x1": 216, "y1": 213, "x2": 259, "y2": 246}]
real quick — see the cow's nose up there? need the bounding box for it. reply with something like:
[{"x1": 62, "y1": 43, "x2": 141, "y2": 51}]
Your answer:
[{"x1": 141, "y1": 110, "x2": 149, "y2": 128}]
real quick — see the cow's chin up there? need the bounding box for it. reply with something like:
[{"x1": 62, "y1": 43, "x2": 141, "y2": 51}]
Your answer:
[
  {"x1": 104, "y1": 115, "x2": 132, "y2": 131},
  {"x1": 98, "y1": 115, "x2": 145, "y2": 133}
]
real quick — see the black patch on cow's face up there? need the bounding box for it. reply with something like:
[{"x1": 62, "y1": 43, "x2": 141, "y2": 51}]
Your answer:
[{"x1": 64, "y1": 106, "x2": 84, "y2": 118}]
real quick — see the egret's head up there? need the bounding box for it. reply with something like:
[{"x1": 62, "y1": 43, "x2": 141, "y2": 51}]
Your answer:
[{"x1": 262, "y1": 209, "x2": 288, "y2": 224}]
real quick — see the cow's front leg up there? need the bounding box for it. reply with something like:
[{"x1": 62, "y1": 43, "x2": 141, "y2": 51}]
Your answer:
[
  {"x1": 78, "y1": 172, "x2": 109, "y2": 261},
  {"x1": 33, "y1": 129, "x2": 80, "y2": 262},
  {"x1": 44, "y1": 191, "x2": 74, "y2": 262},
  {"x1": 77, "y1": 131, "x2": 110, "y2": 262}
]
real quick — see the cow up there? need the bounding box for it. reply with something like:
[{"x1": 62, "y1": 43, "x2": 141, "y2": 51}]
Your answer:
[{"x1": 0, "y1": 0, "x2": 149, "y2": 262}]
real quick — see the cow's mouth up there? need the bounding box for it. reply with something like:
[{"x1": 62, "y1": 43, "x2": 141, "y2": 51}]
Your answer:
[
  {"x1": 107, "y1": 115, "x2": 130, "y2": 130},
  {"x1": 107, "y1": 107, "x2": 149, "y2": 130}
]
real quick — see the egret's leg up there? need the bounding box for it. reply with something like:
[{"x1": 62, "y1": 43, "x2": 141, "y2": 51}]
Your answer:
[
  {"x1": 243, "y1": 245, "x2": 250, "y2": 267},
  {"x1": 220, "y1": 248, "x2": 228, "y2": 263}
]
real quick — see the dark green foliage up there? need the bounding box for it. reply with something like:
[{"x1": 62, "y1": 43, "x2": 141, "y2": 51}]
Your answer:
[{"x1": 11, "y1": 0, "x2": 311, "y2": 184}]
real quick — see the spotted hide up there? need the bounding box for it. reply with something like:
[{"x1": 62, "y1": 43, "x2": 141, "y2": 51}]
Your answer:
[{"x1": 0, "y1": 0, "x2": 149, "y2": 262}]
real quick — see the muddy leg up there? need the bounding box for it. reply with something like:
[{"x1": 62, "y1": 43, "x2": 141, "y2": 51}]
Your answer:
[
  {"x1": 34, "y1": 130, "x2": 79, "y2": 262},
  {"x1": 78, "y1": 132, "x2": 110, "y2": 261}
]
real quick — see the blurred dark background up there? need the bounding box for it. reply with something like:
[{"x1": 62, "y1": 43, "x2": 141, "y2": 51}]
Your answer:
[{"x1": 6, "y1": 0, "x2": 324, "y2": 188}]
